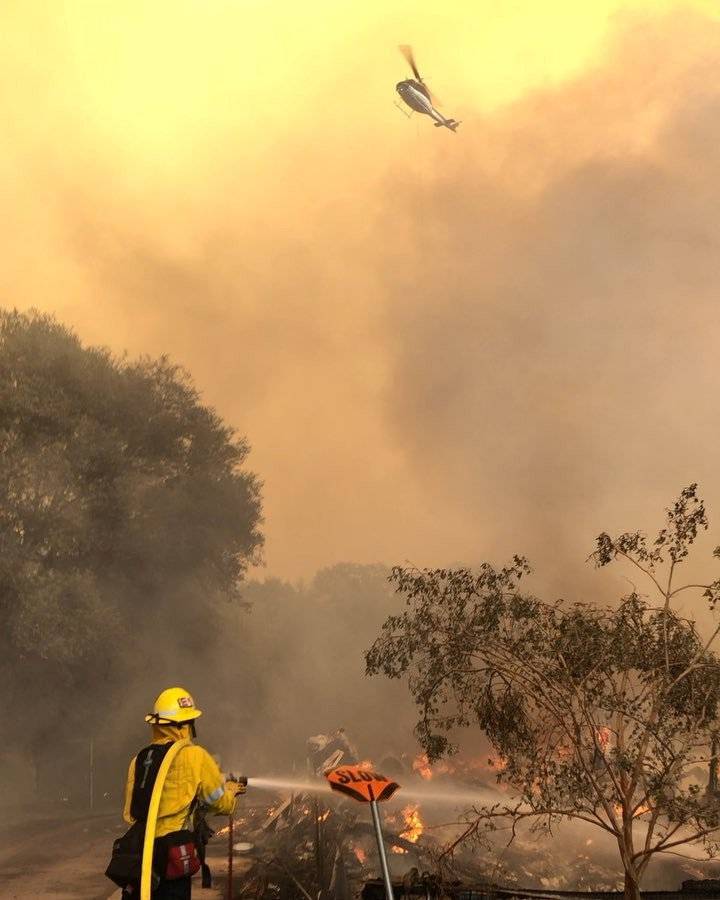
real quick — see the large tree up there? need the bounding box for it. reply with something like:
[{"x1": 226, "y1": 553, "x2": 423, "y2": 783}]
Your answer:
[
  {"x1": 0, "y1": 309, "x2": 263, "y2": 759},
  {"x1": 366, "y1": 486, "x2": 720, "y2": 899}
]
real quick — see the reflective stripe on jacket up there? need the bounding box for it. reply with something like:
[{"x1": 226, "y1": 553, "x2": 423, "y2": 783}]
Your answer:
[{"x1": 123, "y1": 737, "x2": 236, "y2": 837}]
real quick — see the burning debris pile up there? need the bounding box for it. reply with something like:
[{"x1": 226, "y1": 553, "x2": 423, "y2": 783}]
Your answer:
[
  {"x1": 217, "y1": 788, "x2": 435, "y2": 900},
  {"x1": 212, "y1": 750, "x2": 720, "y2": 899},
  {"x1": 211, "y1": 744, "x2": 526, "y2": 900}
]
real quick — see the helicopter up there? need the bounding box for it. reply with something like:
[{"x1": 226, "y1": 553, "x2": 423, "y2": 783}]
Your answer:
[{"x1": 396, "y1": 45, "x2": 460, "y2": 132}]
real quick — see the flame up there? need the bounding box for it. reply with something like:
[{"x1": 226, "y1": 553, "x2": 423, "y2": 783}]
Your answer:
[
  {"x1": 413, "y1": 753, "x2": 433, "y2": 780},
  {"x1": 399, "y1": 804, "x2": 424, "y2": 843},
  {"x1": 412, "y1": 753, "x2": 461, "y2": 778},
  {"x1": 354, "y1": 846, "x2": 367, "y2": 864},
  {"x1": 391, "y1": 845, "x2": 408, "y2": 854},
  {"x1": 487, "y1": 755, "x2": 508, "y2": 772},
  {"x1": 412, "y1": 753, "x2": 507, "y2": 781},
  {"x1": 216, "y1": 825, "x2": 230, "y2": 836},
  {"x1": 596, "y1": 727, "x2": 611, "y2": 751},
  {"x1": 413, "y1": 752, "x2": 510, "y2": 780},
  {"x1": 611, "y1": 802, "x2": 651, "y2": 819},
  {"x1": 317, "y1": 810, "x2": 330, "y2": 822}
]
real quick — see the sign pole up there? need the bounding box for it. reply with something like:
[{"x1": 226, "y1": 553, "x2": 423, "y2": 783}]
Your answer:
[
  {"x1": 89, "y1": 737, "x2": 94, "y2": 811},
  {"x1": 369, "y1": 795, "x2": 394, "y2": 900},
  {"x1": 314, "y1": 795, "x2": 324, "y2": 894},
  {"x1": 227, "y1": 813, "x2": 234, "y2": 900}
]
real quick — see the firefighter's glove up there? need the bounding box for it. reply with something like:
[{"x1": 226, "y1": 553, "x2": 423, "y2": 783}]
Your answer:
[{"x1": 226, "y1": 773, "x2": 248, "y2": 795}]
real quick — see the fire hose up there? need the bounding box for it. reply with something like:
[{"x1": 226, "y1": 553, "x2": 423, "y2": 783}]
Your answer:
[{"x1": 140, "y1": 737, "x2": 191, "y2": 900}]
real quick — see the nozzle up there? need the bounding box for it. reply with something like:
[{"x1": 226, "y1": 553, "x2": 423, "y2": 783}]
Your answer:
[{"x1": 226, "y1": 773, "x2": 248, "y2": 787}]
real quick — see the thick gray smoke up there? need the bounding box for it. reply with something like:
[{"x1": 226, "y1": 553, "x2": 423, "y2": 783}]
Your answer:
[
  {"x1": 376, "y1": 11, "x2": 720, "y2": 600},
  {"x1": 14, "y1": 9, "x2": 720, "y2": 594}
]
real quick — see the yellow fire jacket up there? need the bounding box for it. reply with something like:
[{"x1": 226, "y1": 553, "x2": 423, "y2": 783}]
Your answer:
[{"x1": 123, "y1": 727, "x2": 237, "y2": 838}]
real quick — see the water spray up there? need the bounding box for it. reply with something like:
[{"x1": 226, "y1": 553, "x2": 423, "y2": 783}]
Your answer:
[
  {"x1": 243, "y1": 775, "x2": 500, "y2": 807},
  {"x1": 245, "y1": 776, "x2": 330, "y2": 794}
]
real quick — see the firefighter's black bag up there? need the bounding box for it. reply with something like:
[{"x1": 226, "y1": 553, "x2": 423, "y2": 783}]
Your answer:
[{"x1": 105, "y1": 821, "x2": 154, "y2": 889}]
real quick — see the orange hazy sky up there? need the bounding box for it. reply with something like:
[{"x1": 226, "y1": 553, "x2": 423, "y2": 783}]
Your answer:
[{"x1": 3, "y1": 0, "x2": 720, "y2": 592}]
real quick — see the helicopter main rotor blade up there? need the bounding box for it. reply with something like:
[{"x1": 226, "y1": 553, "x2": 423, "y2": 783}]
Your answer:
[
  {"x1": 399, "y1": 45, "x2": 442, "y2": 105},
  {"x1": 399, "y1": 44, "x2": 422, "y2": 82}
]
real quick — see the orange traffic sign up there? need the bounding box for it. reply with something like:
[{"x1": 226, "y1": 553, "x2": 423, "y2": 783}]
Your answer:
[{"x1": 325, "y1": 766, "x2": 400, "y2": 803}]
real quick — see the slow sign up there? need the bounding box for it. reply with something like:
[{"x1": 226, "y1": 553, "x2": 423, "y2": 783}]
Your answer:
[
  {"x1": 325, "y1": 763, "x2": 401, "y2": 900},
  {"x1": 325, "y1": 765, "x2": 400, "y2": 803}
]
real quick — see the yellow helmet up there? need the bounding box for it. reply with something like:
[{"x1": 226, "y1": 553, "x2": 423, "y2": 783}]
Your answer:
[{"x1": 145, "y1": 687, "x2": 203, "y2": 725}]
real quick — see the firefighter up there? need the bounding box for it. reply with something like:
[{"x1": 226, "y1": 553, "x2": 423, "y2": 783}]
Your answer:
[
  {"x1": 307, "y1": 726, "x2": 359, "y2": 775},
  {"x1": 120, "y1": 687, "x2": 243, "y2": 899}
]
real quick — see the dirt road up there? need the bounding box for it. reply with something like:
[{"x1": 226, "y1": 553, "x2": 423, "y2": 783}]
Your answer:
[
  {"x1": 0, "y1": 811, "x2": 125, "y2": 899},
  {"x1": 0, "y1": 811, "x2": 230, "y2": 899}
]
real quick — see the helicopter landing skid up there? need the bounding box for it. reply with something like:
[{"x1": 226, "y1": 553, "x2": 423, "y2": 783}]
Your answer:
[{"x1": 393, "y1": 101, "x2": 412, "y2": 119}]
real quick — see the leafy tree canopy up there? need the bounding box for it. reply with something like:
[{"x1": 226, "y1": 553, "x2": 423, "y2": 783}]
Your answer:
[
  {"x1": 366, "y1": 486, "x2": 720, "y2": 899},
  {"x1": 0, "y1": 309, "x2": 263, "y2": 750}
]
